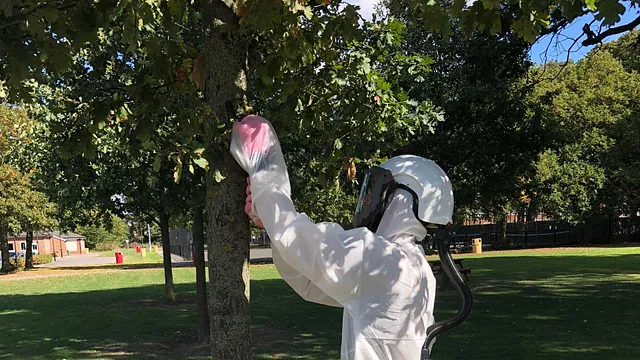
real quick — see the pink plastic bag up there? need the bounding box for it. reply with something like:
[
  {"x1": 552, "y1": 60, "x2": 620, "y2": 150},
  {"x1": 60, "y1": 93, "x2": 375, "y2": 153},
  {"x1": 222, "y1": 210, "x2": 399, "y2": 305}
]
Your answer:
[{"x1": 230, "y1": 115, "x2": 291, "y2": 220}]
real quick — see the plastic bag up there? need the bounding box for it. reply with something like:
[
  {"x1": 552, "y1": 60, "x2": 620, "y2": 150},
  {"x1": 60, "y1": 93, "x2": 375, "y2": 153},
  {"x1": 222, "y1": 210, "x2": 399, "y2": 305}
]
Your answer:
[{"x1": 229, "y1": 115, "x2": 291, "y2": 197}]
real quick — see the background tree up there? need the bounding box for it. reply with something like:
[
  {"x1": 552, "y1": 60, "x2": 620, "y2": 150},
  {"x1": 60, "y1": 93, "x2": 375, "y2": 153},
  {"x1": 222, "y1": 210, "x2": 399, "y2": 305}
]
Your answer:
[
  {"x1": 387, "y1": 0, "x2": 544, "y2": 246},
  {"x1": 0, "y1": 166, "x2": 54, "y2": 272},
  {"x1": 1, "y1": 105, "x2": 55, "y2": 271},
  {"x1": 600, "y1": 29, "x2": 640, "y2": 72},
  {"x1": 528, "y1": 50, "x2": 640, "y2": 221},
  {"x1": 78, "y1": 214, "x2": 129, "y2": 250}
]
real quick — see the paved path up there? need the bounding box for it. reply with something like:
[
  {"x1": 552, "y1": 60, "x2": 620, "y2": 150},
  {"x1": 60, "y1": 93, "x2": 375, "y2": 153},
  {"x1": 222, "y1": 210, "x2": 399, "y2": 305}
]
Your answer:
[
  {"x1": 21, "y1": 247, "x2": 273, "y2": 270},
  {"x1": 251, "y1": 247, "x2": 272, "y2": 259},
  {"x1": 37, "y1": 254, "x2": 114, "y2": 268},
  {"x1": 36, "y1": 248, "x2": 273, "y2": 269},
  {"x1": 199, "y1": 247, "x2": 273, "y2": 264}
]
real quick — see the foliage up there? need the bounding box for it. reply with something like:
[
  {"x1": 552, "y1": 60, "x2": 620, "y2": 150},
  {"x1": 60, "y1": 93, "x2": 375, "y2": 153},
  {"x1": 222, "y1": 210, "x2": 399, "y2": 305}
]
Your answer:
[
  {"x1": 529, "y1": 50, "x2": 640, "y2": 221},
  {"x1": 33, "y1": 253, "x2": 53, "y2": 265},
  {"x1": 534, "y1": 133, "x2": 611, "y2": 221},
  {"x1": 1, "y1": 105, "x2": 57, "y2": 231},
  {"x1": 600, "y1": 29, "x2": 640, "y2": 74},
  {"x1": 0, "y1": 105, "x2": 33, "y2": 159},
  {"x1": 78, "y1": 215, "x2": 129, "y2": 250},
  {"x1": 388, "y1": 3, "x2": 541, "y2": 221},
  {"x1": 0, "y1": 166, "x2": 44, "y2": 233},
  {"x1": 254, "y1": 14, "x2": 443, "y2": 224},
  {"x1": 394, "y1": 0, "x2": 640, "y2": 44}
]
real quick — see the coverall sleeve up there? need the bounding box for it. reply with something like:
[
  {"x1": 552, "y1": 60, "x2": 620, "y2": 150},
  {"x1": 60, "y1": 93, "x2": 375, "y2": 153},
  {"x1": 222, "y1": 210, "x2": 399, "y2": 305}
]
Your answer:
[
  {"x1": 229, "y1": 115, "x2": 364, "y2": 306},
  {"x1": 251, "y1": 180, "x2": 366, "y2": 306},
  {"x1": 272, "y1": 246, "x2": 343, "y2": 307}
]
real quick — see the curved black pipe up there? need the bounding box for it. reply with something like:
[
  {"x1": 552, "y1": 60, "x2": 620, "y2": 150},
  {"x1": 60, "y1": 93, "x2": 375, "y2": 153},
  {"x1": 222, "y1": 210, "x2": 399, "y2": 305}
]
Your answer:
[{"x1": 421, "y1": 234, "x2": 473, "y2": 360}]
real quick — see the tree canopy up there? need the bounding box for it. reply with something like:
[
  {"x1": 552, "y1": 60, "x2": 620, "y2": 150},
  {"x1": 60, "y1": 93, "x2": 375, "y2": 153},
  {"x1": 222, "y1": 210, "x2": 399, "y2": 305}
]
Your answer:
[{"x1": 529, "y1": 46, "x2": 640, "y2": 221}]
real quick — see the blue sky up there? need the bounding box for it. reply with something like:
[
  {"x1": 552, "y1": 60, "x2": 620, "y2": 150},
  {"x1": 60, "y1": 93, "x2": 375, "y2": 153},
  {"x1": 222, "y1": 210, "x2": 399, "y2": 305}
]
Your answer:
[
  {"x1": 529, "y1": 2, "x2": 638, "y2": 63},
  {"x1": 347, "y1": 0, "x2": 639, "y2": 63}
]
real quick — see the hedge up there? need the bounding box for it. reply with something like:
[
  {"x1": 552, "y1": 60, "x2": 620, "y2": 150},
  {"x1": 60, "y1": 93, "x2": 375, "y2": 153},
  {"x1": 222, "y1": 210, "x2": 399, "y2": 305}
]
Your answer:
[{"x1": 33, "y1": 254, "x2": 53, "y2": 265}]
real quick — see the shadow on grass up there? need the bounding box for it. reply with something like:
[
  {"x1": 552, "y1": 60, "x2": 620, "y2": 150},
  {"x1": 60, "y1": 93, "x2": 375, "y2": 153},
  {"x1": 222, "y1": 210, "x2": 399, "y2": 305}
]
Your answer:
[
  {"x1": 431, "y1": 253, "x2": 640, "y2": 360},
  {"x1": 0, "y1": 281, "x2": 211, "y2": 360},
  {"x1": 0, "y1": 254, "x2": 638, "y2": 359},
  {"x1": 0, "y1": 279, "x2": 343, "y2": 360}
]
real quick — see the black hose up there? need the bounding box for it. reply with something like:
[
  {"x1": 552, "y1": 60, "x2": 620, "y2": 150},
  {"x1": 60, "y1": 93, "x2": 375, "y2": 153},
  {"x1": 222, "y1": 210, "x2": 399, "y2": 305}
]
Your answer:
[{"x1": 421, "y1": 235, "x2": 473, "y2": 360}]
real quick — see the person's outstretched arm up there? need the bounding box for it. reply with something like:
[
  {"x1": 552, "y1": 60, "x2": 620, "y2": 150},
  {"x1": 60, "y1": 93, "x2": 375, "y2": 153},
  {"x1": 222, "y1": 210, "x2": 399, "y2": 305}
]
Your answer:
[
  {"x1": 251, "y1": 177, "x2": 368, "y2": 306},
  {"x1": 231, "y1": 115, "x2": 368, "y2": 306},
  {"x1": 271, "y1": 246, "x2": 342, "y2": 307}
]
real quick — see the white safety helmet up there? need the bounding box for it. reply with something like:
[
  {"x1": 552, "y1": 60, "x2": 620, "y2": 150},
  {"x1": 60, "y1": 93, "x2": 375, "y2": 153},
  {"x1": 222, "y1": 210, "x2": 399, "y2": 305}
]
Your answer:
[{"x1": 353, "y1": 155, "x2": 454, "y2": 231}]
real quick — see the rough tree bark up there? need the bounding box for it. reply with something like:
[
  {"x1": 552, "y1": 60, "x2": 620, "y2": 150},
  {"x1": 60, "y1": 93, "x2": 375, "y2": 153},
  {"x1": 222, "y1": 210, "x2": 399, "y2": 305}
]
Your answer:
[
  {"x1": 25, "y1": 229, "x2": 34, "y2": 269},
  {"x1": 159, "y1": 213, "x2": 176, "y2": 303},
  {"x1": 204, "y1": 0, "x2": 252, "y2": 358},
  {"x1": 496, "y1": 214, "x2": 509, "y2": 249},
  {"x1": 0, "y1": 220, "x2": 10, "y2": 272},
  {"x1": 193, "y1": 202, "x2": 210, "y2": 343}
]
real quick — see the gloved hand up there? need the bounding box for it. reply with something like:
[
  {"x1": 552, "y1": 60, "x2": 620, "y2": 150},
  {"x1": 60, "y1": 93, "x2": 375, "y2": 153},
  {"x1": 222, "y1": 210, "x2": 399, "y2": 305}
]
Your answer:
[
  {"x1": 245, "y1": 177, "x2": 264, "y2": 228},
  {"x1": 230, "y1": 114, "x2": 291, "y2": 198},
  {"x1": 230, "y1": 115, "x2": 278, "y2": 174}
]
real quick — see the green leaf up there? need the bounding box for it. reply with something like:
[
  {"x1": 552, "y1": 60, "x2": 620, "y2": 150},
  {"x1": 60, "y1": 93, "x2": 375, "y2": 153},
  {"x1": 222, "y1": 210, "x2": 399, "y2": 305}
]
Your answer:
[
  {"x1": 595, "y1": 0, "x2": 626, "y2": 26},
  {"x1": 585, "y1": 0, "x2": 597, "y2": 11},
  {"x1": 481, "y1": 0, "x2": 500, "y2": 10},
  {"x1": 334, "y1": 138, "x2": 343, "y2": 149},
  {"x1": 193, "y1": 157, "x2": 208, "y2": 169},
  {"x1": 153, "y1": 155, "x2": 162, "y2": 172},
  {"x1": 213, "y1": 168, "x2": 225, "y2": 183},
  {"x1": 188, "y1": 164, "x2": 195, "y2": 174},
  {"x1": 173, "y1": 164, "x2": 182, "y2": 183},
  {"x1": 303, "y1": 6, "x2": 313, "y2": 19},
  {"x1": 490, "y1": 14, "x2": 502, "y2": 34},
  {"x1": 141, "y1": 140, "x2": 155, "y2": 149},
  {"x1": 296, "y1": 98, "x2": 304, "y2": 112},
  {"x1": 451, "y1": 0, "x2": 466, "y2": 17}
]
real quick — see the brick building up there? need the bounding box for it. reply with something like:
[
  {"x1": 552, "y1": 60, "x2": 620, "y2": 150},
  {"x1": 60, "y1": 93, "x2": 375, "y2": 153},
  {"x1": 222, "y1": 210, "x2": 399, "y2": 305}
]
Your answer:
[{"x1": 7, "y1": 231, "x2": 86, "y2": 257}]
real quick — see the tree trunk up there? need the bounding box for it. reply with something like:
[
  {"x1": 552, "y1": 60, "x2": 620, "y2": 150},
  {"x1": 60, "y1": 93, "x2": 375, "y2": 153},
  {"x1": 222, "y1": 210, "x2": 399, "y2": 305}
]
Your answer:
[
  {"x1": 500, "y1": 217, "x2": 508, "y2": 245},
  {"x1": 193, "y1": 203, "x2": 210, "y2": 343},
  {"x1": 159, "y1": 214, "x2": 176, "y2": 303},
  {"x1": 204, "y1": 1, "x2": 252, "y2": 358},
  {"x1": 495, "y1": 214, "x2": 509, "y2": 249},
  {"x1": 25, "y1": 229, "x2": 34, "y2": 269},
  {"x1": 0, "y1": 220, "x2": 11, "y2": 273}
]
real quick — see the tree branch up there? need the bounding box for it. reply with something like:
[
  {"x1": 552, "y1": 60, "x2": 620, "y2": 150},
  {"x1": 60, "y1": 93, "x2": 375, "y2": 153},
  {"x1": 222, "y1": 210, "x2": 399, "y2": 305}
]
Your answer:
[
  {"x1": 582, "y1": 15, "x2": 640, "y2": 46},
  {"x1": 0, "y1": 1, "x2": 79, "y2": 31}
]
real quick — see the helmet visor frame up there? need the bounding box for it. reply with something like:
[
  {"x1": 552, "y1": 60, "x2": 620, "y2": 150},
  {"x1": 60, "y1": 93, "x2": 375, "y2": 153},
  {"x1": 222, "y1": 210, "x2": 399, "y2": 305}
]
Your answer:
[{"x1": 353, "y1": 166, "x2": 398, "y2": 232}]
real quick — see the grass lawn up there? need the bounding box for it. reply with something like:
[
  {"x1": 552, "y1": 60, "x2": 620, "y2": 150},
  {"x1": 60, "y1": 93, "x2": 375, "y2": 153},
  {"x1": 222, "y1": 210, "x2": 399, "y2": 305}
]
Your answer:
[
  {"x1": 97, "y1": 248, "x2": 164, "y2": 264},
  {"x1": 1, "y1": 247, "x2": 639, "y2": 359}
]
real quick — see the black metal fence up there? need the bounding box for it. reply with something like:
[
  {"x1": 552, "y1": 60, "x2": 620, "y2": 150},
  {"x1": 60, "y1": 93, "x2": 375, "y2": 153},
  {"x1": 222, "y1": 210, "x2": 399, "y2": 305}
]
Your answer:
[
  {"x1": 250, "y1": 232, "x2": 270, "y2": 247},
  {"x1": 169, "y1": 228, "x2": 193, "y2": 261},
  {"x1": 451, "y1": 216, "x2": 640, "y2": 251}
]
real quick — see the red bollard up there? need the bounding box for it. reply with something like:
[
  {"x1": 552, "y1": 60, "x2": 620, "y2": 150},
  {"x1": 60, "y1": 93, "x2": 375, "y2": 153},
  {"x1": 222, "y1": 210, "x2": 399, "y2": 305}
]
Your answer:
[
  {"x1": 115, "y1": 252, "x2": 124, "y2": 264},
  {"x1": 135, "y1": 246, "x2": 141, "y2": 253}
]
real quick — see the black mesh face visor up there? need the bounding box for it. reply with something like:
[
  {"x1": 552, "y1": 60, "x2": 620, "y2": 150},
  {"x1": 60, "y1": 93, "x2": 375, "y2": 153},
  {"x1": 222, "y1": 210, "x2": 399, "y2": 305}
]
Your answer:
[{"x1": 353, "y1": 167, "x2": 398, "y2": 232}]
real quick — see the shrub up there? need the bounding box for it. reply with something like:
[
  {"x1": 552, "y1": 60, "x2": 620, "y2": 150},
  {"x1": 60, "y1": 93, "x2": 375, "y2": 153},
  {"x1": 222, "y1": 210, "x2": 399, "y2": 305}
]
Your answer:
[
  {"x1": 9, "y1": 258, "x2": 25, "y2": 271},
  {"x1": 95, "y1": 241, "x2": 121, "y2": 251},
  {"x1": 33, "y1": 254, "x2": 53, "y2": 265}
]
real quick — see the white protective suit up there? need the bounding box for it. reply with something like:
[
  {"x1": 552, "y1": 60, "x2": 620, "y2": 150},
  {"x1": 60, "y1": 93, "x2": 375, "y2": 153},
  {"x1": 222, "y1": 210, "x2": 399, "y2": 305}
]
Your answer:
[{"x1": 230, "y1": 115, "x2": 436, "y2": 360}]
